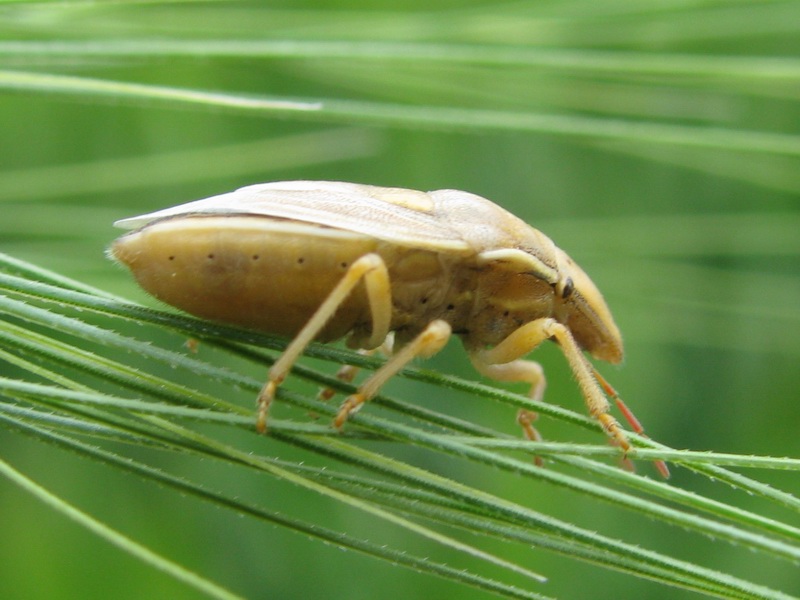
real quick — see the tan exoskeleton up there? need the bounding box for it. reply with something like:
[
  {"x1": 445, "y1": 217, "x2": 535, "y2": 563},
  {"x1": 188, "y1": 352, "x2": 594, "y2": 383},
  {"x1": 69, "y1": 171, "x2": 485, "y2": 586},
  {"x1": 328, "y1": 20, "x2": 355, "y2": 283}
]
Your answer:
[{"x1": 111, "y1": 181, "x2": 665, "y2": 473}]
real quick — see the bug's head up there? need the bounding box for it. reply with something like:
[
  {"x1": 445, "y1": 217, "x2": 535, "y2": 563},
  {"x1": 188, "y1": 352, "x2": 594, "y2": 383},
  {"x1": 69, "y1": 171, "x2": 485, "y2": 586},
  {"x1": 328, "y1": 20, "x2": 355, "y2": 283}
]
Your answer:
[{"x1": 553, "y1": 248, "x2": 623, "y2": 364}]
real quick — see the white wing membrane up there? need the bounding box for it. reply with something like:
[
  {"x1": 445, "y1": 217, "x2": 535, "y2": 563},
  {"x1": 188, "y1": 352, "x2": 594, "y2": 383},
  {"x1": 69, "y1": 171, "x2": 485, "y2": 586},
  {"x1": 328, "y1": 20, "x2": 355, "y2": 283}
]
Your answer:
[{"x1": 115, "y1": 181, "x2": 472, "y2": 253}]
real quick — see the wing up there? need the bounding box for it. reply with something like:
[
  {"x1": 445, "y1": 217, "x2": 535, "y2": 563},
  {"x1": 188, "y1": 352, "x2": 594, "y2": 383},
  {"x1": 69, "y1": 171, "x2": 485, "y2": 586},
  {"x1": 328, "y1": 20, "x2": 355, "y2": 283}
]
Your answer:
[{"x1": 114, "y1": 181, "x2": 472, "y2": 253}]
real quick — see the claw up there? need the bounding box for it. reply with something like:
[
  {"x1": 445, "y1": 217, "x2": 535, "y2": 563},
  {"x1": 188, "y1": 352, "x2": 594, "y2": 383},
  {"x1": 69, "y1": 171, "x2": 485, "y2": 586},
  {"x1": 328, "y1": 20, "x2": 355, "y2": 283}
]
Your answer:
[
  {"x1": 256, "y1": 380, "x2": 278, "y2": 434},
  {"x1": 517, "y1": 409, "x2": 545, "y2": 467},
  {"x1": 334, "y1": 393, "x2": 364, "y2": 429}
]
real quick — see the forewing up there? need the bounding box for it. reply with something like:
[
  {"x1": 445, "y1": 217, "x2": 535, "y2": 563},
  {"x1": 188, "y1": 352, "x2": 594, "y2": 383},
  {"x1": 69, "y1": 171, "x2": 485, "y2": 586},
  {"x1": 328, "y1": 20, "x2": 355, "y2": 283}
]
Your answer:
[{"x1": 115, "y1": 181, "x2": 471, "y2": 253}]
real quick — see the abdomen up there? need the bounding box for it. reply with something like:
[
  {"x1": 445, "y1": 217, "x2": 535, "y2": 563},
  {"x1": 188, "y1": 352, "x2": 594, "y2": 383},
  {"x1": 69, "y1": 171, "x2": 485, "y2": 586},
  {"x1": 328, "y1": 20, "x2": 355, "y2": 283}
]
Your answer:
[{"x1": 111, "y1": 216, "x2": 380, "y2": 341}]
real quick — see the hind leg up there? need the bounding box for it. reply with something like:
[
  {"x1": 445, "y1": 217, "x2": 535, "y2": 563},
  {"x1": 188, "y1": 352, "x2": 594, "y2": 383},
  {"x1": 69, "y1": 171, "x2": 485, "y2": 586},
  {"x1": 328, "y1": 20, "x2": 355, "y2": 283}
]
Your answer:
[{"x1": 256, "y1": 253, "x2": 392, "y2": 433}]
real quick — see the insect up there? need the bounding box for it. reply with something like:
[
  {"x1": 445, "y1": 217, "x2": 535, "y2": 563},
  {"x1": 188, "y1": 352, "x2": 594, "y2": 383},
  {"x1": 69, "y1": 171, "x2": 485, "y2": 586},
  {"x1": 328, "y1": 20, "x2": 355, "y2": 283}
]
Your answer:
[{"x1": 110, "y1": 180, "x2": 665, "y2": 473}]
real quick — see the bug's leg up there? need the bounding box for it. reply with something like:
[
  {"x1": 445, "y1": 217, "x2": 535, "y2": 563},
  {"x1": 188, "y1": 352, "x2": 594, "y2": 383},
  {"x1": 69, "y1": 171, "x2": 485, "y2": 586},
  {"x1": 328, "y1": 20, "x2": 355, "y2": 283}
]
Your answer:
[
  {"x1": 473, "y1": 317, "x2": 630, "y2": 453},
  {"x1": 470, "y1": 356, "x2": 546, "y2": 405},
  {"x1": 469, "y1": 355, "x2": 547, "y2": 464},
  {"x1": 256, "y1": 253, "x2": 392, "y2": 433},
  {"x1": 592, "y1": 368, "x2": 670, "y2": 479},
  {"x1": 318, "y1": 335, "x2": 395, "y2": 402},
  {"x1": 334, "y1": 320, "x2": 451, "y2": 428},
  {"x1": 516, "y1": 410, "x2": 546, "y2": 467},
  {"x1": 318, "y1": 352, "x2": 369, "y2": 403}
]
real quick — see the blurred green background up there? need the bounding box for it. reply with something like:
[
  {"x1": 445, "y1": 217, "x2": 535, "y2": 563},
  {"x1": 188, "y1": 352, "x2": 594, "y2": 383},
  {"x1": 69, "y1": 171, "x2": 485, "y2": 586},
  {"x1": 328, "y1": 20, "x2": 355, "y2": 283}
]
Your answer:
[{"x1": 1, "y1": 1, "x2": 799, "y2": 599}]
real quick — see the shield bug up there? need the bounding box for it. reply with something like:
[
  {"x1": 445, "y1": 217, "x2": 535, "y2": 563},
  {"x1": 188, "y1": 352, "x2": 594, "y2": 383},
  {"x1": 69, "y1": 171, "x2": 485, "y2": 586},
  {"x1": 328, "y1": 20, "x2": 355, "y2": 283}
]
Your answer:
[{"x1": 110, "y1": 180, "x2": 665, "y2": 473}]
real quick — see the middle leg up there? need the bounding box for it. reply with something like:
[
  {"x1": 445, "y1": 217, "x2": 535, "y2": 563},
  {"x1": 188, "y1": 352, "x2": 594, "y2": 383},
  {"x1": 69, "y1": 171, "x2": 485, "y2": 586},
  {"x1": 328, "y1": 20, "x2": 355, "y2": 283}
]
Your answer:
[{"x1": 334, "y1": 320, "x2": 451, "y2": 428}]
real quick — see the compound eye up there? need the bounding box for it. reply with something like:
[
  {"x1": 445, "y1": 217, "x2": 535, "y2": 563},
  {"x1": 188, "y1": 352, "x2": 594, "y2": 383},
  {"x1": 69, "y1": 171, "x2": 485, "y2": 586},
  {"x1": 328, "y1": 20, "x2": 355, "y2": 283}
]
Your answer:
[{"x1": 561, "y1": 277, "x2": 574, "y2": 299}]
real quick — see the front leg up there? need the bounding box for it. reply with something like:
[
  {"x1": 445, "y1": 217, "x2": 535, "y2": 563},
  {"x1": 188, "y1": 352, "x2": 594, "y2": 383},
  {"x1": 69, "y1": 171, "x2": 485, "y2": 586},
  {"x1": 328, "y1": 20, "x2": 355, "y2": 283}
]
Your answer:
[
  {"x1": 470, "y1": 317, "x2": 629, "y2": 453},
  {"x1": 469, "y1": 353, "x2": 547, "y2": 462},
  {"x1": 470, "y1": 354, "x2": 546, "y2": 403}
]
